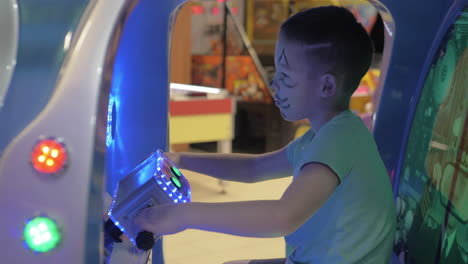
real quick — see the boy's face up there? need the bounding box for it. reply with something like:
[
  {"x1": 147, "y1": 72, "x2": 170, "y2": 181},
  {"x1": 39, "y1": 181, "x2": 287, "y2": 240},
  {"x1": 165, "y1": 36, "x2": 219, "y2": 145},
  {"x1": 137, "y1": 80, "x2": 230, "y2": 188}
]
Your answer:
[{"x1": 271, "y1": 34, "x2": 324, "y2": 121}]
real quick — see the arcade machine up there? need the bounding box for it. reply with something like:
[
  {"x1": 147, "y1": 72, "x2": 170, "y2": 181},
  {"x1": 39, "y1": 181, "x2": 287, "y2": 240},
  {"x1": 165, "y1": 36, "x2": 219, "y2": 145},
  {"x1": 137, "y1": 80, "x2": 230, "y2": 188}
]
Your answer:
[
  {"x1": 369, "y1": 0, "x2": 467, "y2": 263},
  {"x1": 1, "y1": 0, "x2": 466, "y2": 264},
  {"x1": 0, "y1": 0, "x2": 190, "y2": 263}
]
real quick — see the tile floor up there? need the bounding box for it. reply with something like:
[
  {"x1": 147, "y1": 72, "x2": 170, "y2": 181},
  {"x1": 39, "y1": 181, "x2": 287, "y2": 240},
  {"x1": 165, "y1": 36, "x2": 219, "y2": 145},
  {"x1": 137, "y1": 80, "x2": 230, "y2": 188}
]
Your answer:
[{"x1": 163, "y1": 169, "x2": 292, "y2": 264}]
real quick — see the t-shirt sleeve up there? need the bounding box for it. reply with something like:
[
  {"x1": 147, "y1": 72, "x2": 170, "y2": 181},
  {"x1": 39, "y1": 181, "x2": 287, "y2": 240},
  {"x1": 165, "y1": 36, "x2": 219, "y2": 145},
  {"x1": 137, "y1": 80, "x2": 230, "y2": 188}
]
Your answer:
[
  {"x1": 286, "y1": 133, "x2": 302, "y2": 167},
  {"x1": 286, "y1": 129, "x2": 314, "y2": 168},
  {"x1": 299, "y1": 121, "x2": 358, "y2": 182}
]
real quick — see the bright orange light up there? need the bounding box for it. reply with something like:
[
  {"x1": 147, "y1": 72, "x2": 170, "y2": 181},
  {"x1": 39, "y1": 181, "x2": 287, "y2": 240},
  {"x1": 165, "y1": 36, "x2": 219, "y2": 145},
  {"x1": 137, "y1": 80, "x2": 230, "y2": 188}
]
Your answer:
[{"x1": 31, "y1": 139, "x2": 67, "y2": 174}]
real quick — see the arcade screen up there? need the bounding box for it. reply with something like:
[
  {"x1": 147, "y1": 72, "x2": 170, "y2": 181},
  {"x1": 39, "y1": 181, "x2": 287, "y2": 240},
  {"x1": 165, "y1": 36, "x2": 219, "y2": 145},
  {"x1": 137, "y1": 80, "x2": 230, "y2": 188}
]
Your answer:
[{"x1": 393, "y1": 8, "x2": 467, "y2": 264}]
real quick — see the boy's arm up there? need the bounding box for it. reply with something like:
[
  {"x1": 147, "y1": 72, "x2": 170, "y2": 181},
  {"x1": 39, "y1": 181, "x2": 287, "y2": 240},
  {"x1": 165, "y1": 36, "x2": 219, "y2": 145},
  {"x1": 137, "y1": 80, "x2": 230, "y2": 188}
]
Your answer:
[
  {"x1": 167, "y1": 145, "x2": 292, "y2": 183},
  {"x1": 134, "y1": 162, "x2": 338, "y2": 238}
]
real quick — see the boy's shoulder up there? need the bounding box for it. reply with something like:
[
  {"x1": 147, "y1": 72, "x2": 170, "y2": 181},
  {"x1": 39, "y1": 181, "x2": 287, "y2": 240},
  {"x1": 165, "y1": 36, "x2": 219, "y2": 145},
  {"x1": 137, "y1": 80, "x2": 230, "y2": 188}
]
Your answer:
[
  {"x1": 292, "y1": 111, "x2": 374, "y2": 160},
  {"x1": 316, "y1": 110, "x2": 366, "y2": 138}
]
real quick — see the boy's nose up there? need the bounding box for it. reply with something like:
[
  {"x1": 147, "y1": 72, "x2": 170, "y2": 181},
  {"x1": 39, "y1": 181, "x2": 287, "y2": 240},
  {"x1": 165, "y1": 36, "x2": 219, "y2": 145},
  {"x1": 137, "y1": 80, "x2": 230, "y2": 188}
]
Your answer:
[{"x1": 269, "y1": 79, "x2": 279, "y2": 94}]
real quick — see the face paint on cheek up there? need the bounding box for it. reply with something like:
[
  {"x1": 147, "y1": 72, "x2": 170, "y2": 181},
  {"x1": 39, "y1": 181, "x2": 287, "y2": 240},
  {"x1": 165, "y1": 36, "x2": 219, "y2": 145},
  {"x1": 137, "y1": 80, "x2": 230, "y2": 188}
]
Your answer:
[{"x1": 278, "y1": 48, "x2": 289, "y2": 66}]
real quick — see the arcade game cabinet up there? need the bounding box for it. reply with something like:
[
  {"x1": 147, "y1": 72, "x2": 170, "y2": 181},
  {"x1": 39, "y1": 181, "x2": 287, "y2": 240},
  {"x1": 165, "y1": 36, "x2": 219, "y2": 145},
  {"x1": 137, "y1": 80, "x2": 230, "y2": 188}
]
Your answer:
[
  {"x1": 371, "y1": 0, "x2": 467, "y2": 263},
  {"x1": 0, "y1": 0, "x2": 188, "y2": 263}
]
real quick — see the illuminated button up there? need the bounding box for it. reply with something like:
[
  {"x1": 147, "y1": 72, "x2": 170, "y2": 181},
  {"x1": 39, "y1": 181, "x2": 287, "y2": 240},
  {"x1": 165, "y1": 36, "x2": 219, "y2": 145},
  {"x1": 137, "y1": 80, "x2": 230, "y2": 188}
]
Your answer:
[
  {"x1": 170, "y1": 166, "x2": 182, "y2": 177},
  {"x1": 51, "y1": 149, "x2": 59, "y2": 158},
  {"x1": 31, "y1": 139, "x2": 67, "y2": 174},
  {"x1": 24, "y1": 216, "x2": 61, "y2": 253},
  {"x1": 171, "y1": 176, "x2": 182, "y2": 188},
  {"x1": 38, "y1": 156, "x2": 46, "y2": 163}
]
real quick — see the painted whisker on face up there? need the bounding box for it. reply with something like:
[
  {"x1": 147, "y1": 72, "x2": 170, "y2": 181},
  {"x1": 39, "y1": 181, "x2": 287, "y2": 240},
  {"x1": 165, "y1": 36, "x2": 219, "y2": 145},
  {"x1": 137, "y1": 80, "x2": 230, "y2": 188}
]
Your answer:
[{"x1": 278, "y1": 72, "x2": 297, "y2": 88}]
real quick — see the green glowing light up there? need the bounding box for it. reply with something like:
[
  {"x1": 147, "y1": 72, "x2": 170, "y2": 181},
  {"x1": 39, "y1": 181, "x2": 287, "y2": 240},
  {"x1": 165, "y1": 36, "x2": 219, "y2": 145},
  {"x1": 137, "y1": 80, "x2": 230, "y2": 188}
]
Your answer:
[
  {"x1": 171, "y1": 177, "x2": 182, "y2": 188},
  {"x1": 171, "y1": 166, "x2": 182, "y2": 177},
  {"x1": 24, "y1": 217, "x2": 61, "y2": 253}
]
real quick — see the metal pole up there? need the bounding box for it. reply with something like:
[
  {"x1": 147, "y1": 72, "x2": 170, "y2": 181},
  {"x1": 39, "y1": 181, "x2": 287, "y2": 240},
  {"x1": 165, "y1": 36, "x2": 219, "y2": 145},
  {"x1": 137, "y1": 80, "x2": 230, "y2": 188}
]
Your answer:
[
  {"x1": 225, "y1": 3, "x2": 271, "y2": 94},
  {"x1": 221, "y1": 1, "x2": 228, "y2": 89}
]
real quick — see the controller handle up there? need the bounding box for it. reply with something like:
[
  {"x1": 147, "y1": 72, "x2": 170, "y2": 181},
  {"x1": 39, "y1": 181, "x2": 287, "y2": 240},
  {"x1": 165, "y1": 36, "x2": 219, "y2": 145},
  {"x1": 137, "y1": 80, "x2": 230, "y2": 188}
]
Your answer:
[{"x1": 135, "y1": 231, "x2": 155, "y2": 251}]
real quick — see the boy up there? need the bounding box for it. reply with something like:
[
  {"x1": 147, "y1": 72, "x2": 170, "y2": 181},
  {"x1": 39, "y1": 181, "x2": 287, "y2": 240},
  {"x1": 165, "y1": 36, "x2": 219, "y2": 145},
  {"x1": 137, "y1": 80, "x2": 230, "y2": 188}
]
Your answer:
[{"x1": 135, "y1": 6, "x2": 396, "y2": 264}]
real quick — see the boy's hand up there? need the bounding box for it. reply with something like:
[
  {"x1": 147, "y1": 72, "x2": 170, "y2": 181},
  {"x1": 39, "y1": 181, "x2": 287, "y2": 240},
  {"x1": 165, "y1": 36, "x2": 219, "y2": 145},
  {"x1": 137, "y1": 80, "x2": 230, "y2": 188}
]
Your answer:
[{"x1": 133, "y1": 204, "x2": 185, "y2": 236}]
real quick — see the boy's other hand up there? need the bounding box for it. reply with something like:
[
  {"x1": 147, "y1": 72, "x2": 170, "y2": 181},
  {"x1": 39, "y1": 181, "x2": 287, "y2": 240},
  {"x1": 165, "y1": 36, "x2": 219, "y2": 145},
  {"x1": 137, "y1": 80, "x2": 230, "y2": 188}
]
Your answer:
[{"x1": 133, "y1": 204, "x2": 185, "y2": 236}]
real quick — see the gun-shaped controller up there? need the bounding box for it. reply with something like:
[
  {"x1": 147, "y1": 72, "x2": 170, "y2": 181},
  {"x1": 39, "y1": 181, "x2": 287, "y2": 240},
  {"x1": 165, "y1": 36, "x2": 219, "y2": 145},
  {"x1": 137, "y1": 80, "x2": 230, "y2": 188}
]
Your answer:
[{"x1": 105, "y1": 150, "x2": 191, "y2": 250}]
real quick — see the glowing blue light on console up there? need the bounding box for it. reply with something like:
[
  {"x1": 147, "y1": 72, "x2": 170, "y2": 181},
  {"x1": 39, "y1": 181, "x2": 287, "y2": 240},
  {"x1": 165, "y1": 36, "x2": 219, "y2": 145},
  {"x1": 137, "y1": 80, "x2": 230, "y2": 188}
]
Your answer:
[{"x1": 106, "y1": 96, "x2": 115, "y2": 147}]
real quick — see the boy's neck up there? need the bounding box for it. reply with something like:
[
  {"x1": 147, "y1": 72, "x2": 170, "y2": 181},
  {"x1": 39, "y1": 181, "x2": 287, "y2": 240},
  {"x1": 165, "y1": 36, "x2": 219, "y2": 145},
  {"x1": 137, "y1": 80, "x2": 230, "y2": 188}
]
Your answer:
[{"x1": 308, "y1": 109, "x2": 349, "y2": 133}]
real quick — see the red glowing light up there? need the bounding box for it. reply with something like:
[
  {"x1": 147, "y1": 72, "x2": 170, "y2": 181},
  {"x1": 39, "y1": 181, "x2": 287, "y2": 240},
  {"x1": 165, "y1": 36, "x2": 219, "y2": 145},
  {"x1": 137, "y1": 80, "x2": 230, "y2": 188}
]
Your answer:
[
  {"x1": 191, "y1": 5, "x2": 204, "y2": 15},
  {"x1": 31, "y1": 139, "x2": 67, "y2": 174},
  {"x1": 232, "y1": 7, "x2": 238, "y2": 15},
  {"x1": 212, "y1": 6, "x2": 220, "y2": 15}
]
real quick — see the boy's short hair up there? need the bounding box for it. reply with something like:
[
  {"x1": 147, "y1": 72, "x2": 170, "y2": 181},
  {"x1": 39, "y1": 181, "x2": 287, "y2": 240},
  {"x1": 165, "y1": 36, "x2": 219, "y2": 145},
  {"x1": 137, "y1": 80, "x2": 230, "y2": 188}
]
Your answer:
[{"x1": 280, "y1": 6, "x2": 373, "y2": 97}]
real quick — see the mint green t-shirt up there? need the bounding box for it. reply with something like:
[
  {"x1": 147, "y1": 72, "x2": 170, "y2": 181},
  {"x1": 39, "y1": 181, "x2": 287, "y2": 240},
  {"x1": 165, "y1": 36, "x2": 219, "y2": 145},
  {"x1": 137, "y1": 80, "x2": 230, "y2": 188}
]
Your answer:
[{"x1": 285, "y1": 110, "x2": 396, "y2": 264}]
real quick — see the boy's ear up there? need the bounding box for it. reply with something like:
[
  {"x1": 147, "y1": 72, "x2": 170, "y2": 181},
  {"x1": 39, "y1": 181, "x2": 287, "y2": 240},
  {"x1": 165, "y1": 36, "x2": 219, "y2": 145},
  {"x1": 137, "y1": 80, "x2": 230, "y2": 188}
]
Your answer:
[{"x1": 319, "y1": 73, "x2": 337, "y2": 98}]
